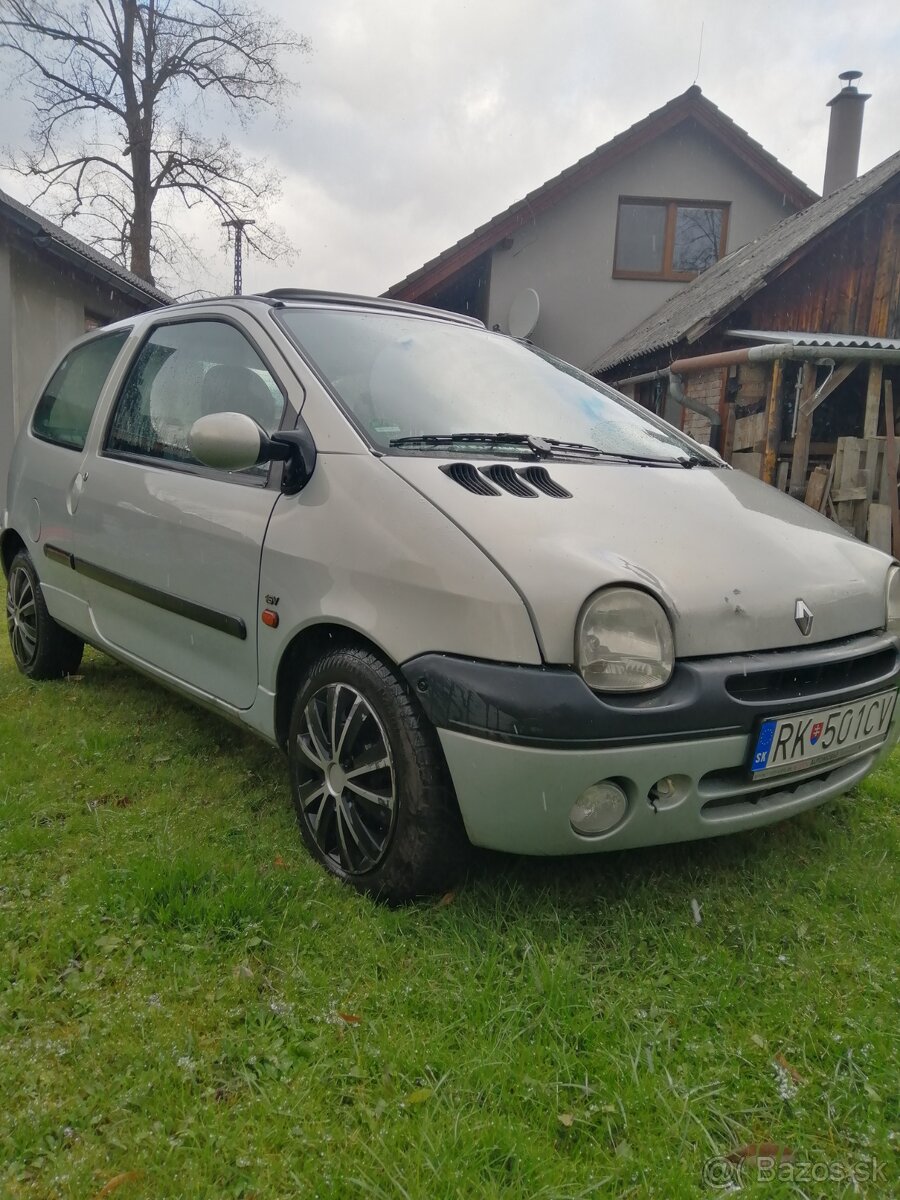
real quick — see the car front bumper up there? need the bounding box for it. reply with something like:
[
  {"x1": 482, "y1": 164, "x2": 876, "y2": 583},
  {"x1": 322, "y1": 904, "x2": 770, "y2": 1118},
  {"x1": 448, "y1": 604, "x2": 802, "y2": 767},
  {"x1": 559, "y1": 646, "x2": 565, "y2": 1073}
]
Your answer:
[{"x1": 403, "y1": 631, "x2": 900, "y2": 855}]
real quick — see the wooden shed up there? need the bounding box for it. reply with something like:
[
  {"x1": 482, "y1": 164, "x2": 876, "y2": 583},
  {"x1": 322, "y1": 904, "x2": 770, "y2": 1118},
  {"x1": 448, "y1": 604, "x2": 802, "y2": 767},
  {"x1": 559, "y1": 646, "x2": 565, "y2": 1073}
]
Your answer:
[{"x1": 593, "y1": 149, "x2": 900, "y2": 553}]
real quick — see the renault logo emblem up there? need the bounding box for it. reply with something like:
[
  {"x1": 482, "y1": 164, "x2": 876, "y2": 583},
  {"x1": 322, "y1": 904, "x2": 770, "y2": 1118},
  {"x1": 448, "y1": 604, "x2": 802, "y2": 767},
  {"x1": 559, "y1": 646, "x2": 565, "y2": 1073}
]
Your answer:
[{"x1": 794, "y1": 599, "x2": 814, "y2": 637}]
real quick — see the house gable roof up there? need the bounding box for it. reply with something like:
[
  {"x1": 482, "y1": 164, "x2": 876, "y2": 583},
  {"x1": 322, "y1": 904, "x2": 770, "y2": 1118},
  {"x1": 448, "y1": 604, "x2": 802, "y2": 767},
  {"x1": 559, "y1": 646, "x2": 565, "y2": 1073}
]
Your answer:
[
  {"x1": 0, "y1": 186, "x2": 170, "y2": 308},
  {"x1": 592, "y1": 147, "x2": 900, "y2": 374},
  {"x1": 383, "y1": 85, "x2": 817, "y2": 303}
]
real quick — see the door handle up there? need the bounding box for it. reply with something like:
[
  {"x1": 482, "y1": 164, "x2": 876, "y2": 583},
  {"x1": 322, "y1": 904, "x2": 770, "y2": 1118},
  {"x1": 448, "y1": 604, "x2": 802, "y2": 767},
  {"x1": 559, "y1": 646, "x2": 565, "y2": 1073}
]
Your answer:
[{"x1": 67, "y1": 471, "x2": 88, "y2": 515}]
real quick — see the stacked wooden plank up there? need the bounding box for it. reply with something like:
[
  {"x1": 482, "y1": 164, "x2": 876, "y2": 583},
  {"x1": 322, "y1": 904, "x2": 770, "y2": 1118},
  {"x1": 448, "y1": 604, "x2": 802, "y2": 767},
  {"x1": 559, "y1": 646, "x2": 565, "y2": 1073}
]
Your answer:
[{"x1": 827, "y1": 436, "x2": 896, "y2": 551}]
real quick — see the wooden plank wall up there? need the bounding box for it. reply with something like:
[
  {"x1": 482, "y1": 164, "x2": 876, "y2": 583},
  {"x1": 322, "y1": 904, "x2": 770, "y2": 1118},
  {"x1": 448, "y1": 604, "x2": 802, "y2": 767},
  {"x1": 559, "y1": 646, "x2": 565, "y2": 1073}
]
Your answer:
[{"x1": 738, "y1": 191, "x2": 900, "y2": 338}]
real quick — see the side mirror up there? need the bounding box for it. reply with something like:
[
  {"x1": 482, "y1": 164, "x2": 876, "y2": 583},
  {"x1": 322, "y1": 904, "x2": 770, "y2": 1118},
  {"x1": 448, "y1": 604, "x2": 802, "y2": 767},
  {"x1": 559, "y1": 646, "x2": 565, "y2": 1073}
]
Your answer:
[
  {"x1": 188, "y1": 411, "x2": 317, "y2": 494},
  {"x1": 189, "y1": 411, "x2": 268, "y2": 471}
]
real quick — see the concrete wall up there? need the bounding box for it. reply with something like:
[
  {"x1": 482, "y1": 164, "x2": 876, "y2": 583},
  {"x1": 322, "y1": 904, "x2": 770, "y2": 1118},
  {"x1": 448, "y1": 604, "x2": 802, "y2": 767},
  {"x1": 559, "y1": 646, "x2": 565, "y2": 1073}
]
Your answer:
[
  {"x1": 486, "y1": 122, "x2": 800, "y2": 369},
  {"x1": 1, "y1": 238, "x2": 142, "y2": 503},
  {"x1": 0, "y1": 244, "x2": 13, "y2": 513}
]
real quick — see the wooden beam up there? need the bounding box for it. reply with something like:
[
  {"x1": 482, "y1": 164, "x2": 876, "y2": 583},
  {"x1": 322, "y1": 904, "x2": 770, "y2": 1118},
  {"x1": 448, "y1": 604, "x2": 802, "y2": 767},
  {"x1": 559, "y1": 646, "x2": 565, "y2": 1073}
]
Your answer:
[
  {"x1": 804, "y1": 465, "x2": 830, "y2": 510},
  {"x1": 762, "y1": 359, "x2": 784, "y2": 484},
  {"x1": 863, "y1": 362, "x2": 883, "y2": 438},
  {"x1": 884, "y1": 380, "x2": 900, "y2": 557},
  {"x1": 800, "y1": 361, "x2": 857, "y2": 418},
  {"x1": 789, "y1": 363, "x2": 817, "y2": 498},
  {"x1": 779, "y1": 441, "x2": 836, "y2": 457},
  {"x1": 721, "y1": 399, "x2": 736, "y2": 463}
]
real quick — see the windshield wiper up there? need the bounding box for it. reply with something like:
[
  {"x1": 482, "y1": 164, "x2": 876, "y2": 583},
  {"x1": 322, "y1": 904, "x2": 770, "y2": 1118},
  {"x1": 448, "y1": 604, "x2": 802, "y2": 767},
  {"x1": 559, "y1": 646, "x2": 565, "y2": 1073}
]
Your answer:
[
  {"x1": 388, "y1": 432, "x2": 717, "y2": 467},
  {"x1": 675, "y1": 451, "x2": 724, "y2": 468},
  {"x1": 388, "y1": 432, "x2": 589, "y2": 458}
]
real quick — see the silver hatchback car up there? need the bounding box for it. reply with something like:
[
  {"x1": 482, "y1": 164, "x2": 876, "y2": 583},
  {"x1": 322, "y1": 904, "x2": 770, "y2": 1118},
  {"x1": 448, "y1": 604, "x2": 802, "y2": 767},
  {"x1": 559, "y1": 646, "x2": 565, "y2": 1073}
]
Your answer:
[{"x1": 4, "y1": 290, "x2": 900, "y2": 899}]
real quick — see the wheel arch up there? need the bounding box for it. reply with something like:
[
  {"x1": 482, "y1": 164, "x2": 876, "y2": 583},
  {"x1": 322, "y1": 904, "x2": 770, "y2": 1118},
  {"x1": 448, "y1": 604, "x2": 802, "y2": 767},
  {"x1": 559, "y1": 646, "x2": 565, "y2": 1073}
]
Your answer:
[
  {"x1": 274, "y1": 621, "x2": 398, "y2": 750},
  {"x1": 0, "y1": 529, "x2": 26, "y2": 579}
]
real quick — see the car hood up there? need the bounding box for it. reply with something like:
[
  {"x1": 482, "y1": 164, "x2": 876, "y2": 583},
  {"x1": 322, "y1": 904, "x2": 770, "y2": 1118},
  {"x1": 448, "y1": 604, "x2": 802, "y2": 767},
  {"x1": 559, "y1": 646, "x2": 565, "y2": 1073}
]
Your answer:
[{"x1": 385, "y1": 456, "x2": 893, "y2": 661}]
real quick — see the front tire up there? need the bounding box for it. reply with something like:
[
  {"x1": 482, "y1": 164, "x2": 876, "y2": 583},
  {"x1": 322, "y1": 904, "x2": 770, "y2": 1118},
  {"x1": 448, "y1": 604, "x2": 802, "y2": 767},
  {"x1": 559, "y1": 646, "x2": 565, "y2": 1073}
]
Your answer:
[
  {"x1": 288, "y1": 645, "x2": 469, "y2": 901},
  {"x1": 6, "y1": 550, "x2": 84, "y2": 680}
]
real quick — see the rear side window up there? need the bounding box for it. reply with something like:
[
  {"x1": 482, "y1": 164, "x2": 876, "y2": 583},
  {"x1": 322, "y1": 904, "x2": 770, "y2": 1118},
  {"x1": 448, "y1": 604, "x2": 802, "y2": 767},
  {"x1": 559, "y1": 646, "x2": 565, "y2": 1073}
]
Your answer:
[
  {"x1": 105, "y1": 320, "x2": 285, "y2": 477},
  {"x1": 32, "y1": 331, "x2": 129, "y2": 450}
]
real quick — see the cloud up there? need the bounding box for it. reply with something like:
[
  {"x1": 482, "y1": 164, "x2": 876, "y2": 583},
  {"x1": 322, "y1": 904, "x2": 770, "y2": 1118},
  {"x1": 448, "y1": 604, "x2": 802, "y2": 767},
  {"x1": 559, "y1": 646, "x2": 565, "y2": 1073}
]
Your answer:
[{"x1": 3, "y1": 0, "x2": 899, "y2": 298}]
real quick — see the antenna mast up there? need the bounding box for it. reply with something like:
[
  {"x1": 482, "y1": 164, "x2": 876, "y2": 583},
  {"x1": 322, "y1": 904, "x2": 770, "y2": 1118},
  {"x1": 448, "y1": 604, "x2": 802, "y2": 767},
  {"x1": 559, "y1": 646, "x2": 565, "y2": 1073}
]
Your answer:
[{"x1": 222, "y1": 218, "x2": 257, "y2": 295}]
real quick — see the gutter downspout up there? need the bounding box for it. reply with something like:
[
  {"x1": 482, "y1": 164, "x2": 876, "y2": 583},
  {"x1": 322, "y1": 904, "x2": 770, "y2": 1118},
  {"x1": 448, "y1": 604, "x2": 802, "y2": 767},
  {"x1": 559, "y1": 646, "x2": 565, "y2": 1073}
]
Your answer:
[{"x1": 614, "y1": 366, "x2": 721, "y2": 428}]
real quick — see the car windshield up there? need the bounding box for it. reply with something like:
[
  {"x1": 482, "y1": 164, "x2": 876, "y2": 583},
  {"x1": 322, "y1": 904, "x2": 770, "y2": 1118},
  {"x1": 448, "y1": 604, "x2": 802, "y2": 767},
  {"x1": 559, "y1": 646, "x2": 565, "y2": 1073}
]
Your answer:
[{"x1": 278, "y1": 308, "x2": 713, "y2": 464}]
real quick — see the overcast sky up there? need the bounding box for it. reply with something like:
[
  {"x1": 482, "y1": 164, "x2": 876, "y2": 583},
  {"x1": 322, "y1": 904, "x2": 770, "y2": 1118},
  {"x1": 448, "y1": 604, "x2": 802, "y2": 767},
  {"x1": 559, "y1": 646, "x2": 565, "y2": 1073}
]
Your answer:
[{"x1": 2, "y1": 0, "x2": 900, "y2": 299}]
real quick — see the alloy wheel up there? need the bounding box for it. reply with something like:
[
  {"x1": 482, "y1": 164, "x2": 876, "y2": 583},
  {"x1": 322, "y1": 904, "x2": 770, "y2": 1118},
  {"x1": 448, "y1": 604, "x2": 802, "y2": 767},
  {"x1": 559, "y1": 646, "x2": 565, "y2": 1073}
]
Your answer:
[
  {"x1": 6, "y1": 565, "x2": 38, "y2": 668},
  {"x1": 294, "y1": 683, "x2": 397, "y2": 875}
]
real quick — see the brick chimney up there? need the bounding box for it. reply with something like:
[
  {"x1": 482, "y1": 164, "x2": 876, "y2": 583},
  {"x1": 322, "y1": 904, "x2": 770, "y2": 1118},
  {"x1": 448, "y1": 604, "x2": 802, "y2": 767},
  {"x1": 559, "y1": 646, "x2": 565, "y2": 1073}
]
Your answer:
[{"x1": 823, "y1": 70, "x2": 870, "y2": 196}]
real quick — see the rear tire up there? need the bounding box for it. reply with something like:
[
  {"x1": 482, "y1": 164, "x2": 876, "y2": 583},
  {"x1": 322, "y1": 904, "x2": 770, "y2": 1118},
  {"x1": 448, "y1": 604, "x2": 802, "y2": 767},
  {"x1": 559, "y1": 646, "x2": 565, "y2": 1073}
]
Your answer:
[
  {"x1": 288, "y1": 645, "x2": 469, "y2": 902},
  {"x1": 6, "y1": 550, "x2": 84, "y2": 680}
]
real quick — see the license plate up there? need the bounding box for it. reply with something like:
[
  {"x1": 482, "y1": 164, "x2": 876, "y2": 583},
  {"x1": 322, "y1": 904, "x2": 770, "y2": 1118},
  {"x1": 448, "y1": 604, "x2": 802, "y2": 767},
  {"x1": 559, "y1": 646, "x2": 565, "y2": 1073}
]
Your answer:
[{"x1": 750, "y1": 689, "x2": 898, "y2": 779}]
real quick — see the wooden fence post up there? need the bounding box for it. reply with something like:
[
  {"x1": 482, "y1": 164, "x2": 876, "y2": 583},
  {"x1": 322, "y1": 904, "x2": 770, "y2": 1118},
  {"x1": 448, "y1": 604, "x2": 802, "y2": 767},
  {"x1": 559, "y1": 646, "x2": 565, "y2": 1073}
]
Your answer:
[
  {"x1": 884, "y1": 380, "x2": 900, "y2": 557},
  {"x1": 864, "y1": 363, "x2": 883, "y2": 438},
  {"x1": 762, "y1": 359, "x2": 784, "y2": 485}
]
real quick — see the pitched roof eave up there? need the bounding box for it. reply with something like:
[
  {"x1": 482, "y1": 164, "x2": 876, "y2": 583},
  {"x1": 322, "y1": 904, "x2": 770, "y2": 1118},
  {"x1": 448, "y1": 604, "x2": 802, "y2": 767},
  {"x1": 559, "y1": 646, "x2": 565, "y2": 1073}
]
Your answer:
[
  {"x1": 0, "y1": 186, "x2": 170, "y2": 307},
  {"x1": 383, "y1": 86, "x2": 816, "y2": 303}
]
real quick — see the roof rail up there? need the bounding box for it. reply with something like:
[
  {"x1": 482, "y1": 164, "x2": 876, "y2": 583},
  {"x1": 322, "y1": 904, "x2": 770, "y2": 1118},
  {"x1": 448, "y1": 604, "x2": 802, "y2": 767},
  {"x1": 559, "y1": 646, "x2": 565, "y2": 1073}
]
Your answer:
[{"x1": 256, "y1": 288, "x2": 484, "y2": 325}]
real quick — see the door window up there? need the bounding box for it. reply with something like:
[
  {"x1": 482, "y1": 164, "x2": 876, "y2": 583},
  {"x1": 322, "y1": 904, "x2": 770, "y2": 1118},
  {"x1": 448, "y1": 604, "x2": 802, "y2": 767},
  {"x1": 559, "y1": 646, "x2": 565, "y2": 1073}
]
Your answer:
[
  {"x1": 32, "y1": 330, "x2": 129, "y2": 450},
  {"x1": 105, "y1": 320, "x2": 285, "y2": 477}
]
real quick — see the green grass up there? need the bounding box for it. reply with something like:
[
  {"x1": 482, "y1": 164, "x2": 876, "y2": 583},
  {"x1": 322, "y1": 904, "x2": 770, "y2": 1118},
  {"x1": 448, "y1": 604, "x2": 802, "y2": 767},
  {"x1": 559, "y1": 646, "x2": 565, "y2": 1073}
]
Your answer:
[{"x1": 0, "y1": 641, "x2": 897, "y2": 1200}]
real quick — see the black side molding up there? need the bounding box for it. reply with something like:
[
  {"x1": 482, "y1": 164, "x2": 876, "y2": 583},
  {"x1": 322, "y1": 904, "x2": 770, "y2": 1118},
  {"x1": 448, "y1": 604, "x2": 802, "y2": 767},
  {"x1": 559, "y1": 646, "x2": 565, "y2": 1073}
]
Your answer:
[
  {"x1": 43, "y1": 543, "x2": 246, "y2": 640},
  {"x1": 43, "y1": 544, "x2": 73, "y2": 568}
]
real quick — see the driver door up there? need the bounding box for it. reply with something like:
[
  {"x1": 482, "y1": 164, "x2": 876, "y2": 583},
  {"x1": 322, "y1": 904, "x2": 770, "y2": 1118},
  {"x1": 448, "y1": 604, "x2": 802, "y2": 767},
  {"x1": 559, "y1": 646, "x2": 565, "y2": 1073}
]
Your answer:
[{"x1": 71, "y1": 315, "x2": 291, "y2": 709}]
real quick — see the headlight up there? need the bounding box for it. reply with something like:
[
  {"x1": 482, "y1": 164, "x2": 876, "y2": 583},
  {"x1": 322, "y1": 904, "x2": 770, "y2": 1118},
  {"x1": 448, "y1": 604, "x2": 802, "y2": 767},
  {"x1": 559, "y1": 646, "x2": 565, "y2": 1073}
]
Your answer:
[
  {"x1": 577, "y1": 586, "x2": 674, "y2": 692},
  {"x1": 888, "y1": 567, "x2": 900, "y2": 636}
]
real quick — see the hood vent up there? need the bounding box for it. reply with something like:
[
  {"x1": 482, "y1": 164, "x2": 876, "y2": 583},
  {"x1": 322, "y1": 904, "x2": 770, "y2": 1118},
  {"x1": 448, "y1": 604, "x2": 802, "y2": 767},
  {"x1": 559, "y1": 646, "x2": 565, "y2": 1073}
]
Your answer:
[
  {"x1": 482, "y1": 464, "x2": 539, "y2": 497},
  {"x1": 519, "y1": 465, "x2": 572, "y2": 499},
  {"x1": 440, "y1": 462, "x2": 502, "y2": 496},
  {"x1": 441, "y1": 462, "x2": 572, "y2": 498}
]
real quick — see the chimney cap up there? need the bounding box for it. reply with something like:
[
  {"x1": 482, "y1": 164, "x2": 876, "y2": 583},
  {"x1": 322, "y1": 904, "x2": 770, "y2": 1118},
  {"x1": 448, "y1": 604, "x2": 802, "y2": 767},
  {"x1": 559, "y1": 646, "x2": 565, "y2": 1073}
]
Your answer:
[{"x1": 828, "y1": 70, "x2": 870, "y2": 106}]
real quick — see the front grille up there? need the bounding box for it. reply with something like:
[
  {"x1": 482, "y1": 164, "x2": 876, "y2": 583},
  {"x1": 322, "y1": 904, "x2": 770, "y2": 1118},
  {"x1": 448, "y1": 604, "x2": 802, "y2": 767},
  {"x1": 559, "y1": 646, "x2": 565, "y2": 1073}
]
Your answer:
[
  {"x1": 725, "y1": 646, "x2": 896, "y2": 704},
  {"x1": 699, "y1": 747, "x2": 878, "y2": 816}
]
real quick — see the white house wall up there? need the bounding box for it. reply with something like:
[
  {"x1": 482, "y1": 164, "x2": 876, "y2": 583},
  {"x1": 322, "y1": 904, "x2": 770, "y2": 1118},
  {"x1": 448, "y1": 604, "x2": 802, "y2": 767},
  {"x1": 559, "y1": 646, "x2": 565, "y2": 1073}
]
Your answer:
[
  {"x1": 0, "y1": 243, "x2": 141, "y2": 498},
  {"x1": 486, "y1": 123, "x2": 800, "y2": 369}
]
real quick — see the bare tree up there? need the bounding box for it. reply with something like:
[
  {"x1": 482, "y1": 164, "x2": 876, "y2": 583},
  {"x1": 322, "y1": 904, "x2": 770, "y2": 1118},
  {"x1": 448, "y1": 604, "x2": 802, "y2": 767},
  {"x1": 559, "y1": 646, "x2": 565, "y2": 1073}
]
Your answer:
[{"x1": 0, "y1": 0, "x2": 309, "y2": 286}]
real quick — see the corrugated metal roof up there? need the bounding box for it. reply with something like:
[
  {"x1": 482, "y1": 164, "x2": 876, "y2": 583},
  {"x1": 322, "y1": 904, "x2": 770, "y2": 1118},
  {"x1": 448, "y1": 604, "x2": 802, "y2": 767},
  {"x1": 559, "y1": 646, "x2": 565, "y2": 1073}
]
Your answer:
[
  {"x1": 726, "y1": 329, "x2": 900, "y2": 350},
  {"x1": 384, "y1": 85, "x2": 816, "y2": 301},
  {"x1": 593, "y1": 147, "x2": 900, "y2": 374},
  {"x1": 0, "y1": 186, "x2": 170, "y2": 307}
]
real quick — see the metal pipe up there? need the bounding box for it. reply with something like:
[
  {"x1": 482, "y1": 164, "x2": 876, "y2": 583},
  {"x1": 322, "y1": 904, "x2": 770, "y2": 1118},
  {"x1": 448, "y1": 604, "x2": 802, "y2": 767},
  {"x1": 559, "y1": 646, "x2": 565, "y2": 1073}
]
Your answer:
[
  {"x1": 613, "y1": 344, "x2": 900, "y2": 450},
  {"x1": 747, "y1": 344, "x2": 900, "y2": 365},
  {"x1": 668, "y1": 344, "x2": 900, "y2": 375},
  {"x1": 668, "y1": 349, "x2": 751, "y2": 373},
  {"x1": 612, "y1": 367, "x2": 670, "y2": 387}
]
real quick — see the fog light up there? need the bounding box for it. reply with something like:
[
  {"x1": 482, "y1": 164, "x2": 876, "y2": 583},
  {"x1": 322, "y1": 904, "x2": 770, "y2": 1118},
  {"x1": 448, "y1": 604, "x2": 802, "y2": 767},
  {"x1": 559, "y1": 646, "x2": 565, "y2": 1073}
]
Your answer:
[{"x1": 570, "y1": 781, "x2": 628, "y2": 835}]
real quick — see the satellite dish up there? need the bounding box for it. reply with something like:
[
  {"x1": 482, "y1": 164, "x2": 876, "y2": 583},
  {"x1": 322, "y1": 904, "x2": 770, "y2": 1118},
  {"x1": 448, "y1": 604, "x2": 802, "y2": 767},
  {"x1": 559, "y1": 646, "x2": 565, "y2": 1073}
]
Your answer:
[{"x1": 508, "y1": 287, "x2": 540, "y2": 339}]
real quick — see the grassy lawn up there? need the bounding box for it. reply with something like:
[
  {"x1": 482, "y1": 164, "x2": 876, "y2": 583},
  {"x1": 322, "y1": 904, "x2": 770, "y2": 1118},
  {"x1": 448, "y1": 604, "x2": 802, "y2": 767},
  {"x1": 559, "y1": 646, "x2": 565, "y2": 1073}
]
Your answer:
[{"x1": 0, "y1": 641, "x2": 897, "y2": 1199}]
